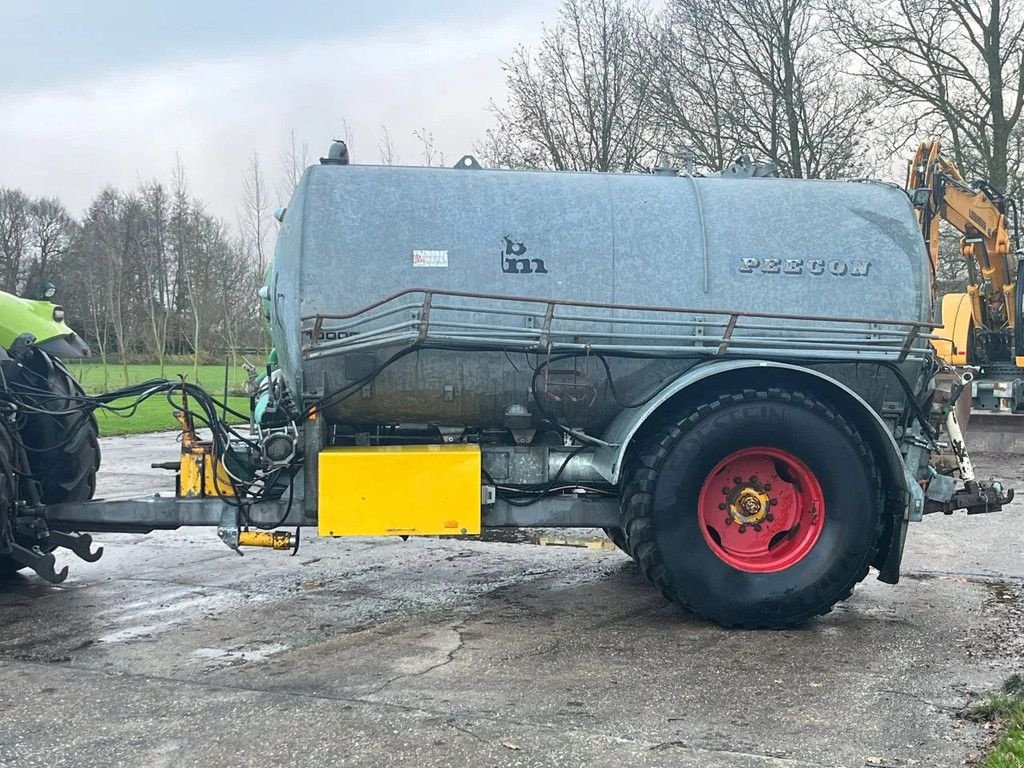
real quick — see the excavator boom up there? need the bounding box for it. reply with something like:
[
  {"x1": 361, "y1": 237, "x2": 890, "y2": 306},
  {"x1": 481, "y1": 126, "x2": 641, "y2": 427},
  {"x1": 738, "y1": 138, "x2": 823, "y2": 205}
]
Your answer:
[{"x1": 907, "y1": 141, "x2": 1019, "y2": 369}]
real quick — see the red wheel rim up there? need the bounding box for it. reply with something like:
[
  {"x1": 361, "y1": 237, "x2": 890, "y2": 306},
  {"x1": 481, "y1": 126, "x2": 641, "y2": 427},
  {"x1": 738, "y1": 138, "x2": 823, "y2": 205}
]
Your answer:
[{"x1": 697, "y1": 447, "x2": 825, "y2": 573}]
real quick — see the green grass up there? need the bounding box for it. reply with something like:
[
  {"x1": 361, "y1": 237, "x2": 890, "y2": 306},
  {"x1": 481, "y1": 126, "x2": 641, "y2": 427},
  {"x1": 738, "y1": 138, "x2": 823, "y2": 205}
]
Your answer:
[
  {"x1": 66, "y1": 361, "x2": 252, "y2": 437},
  {"x1": 69, "y1": 361, "x2": 251, "y2": 394},
  {"x1": 965, "y1": 674, "x2": 1024, "y2": 767}
]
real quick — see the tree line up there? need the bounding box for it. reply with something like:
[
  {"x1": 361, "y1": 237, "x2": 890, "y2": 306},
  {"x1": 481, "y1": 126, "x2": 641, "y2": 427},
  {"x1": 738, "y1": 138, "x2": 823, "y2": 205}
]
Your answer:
[
  {"x1": 0, "y1": 152, "x2": 284, "y2": 383},
  {"x1": 482, "y1": 0, "x2": 1023, "y2": 192}
]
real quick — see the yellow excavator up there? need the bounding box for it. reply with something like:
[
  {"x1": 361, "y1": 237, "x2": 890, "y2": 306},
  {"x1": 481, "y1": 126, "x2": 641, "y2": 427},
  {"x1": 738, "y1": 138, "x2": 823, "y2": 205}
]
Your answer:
[{"x1": 908, "y1": 140, "x2": 1023, "y2": 413}]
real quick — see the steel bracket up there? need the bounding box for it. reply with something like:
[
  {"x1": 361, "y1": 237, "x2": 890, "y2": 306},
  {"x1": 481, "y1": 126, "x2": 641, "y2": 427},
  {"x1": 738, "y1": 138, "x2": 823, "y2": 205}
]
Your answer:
[{"x1": 217, "y1": 506, "x2": 243, "y2": 556}]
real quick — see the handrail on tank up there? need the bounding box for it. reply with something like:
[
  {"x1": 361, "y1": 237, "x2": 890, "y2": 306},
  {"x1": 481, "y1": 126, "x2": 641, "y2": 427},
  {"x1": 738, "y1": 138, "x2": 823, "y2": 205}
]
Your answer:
[
  {"x1": 303, "y1": 287, "x2": 938, "y2": 329},
  {"x1": 302, "y1": 288, "x2": 937, "y2": 365}
]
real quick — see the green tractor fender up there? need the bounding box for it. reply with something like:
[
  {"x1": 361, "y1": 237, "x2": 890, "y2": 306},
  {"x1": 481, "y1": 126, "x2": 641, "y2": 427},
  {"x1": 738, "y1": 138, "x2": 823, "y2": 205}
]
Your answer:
[{"x1": 0, "y1": 286, "x2": 90, "y2": 359}]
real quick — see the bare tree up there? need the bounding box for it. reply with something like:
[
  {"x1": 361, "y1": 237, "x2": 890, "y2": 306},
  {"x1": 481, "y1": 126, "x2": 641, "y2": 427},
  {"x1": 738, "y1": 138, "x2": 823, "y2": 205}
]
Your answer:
[
  {"x1": 413, "y1": 128, "x2": 447, "y2": 167},
  {"x1": 659, "y1": 0, "x2": 878, "y2": 178},
  {"x1": 653, "y1": 3, "x2": 741, "y2": 172},
  {"x1": 0, "y1": 189, "x2": 31, "y2": 293},
  {"x1": 827, "y1": 0, "x2": 1024, "y2": 192},
  {"x1": 138, "y1": 182, "x2": 173, "y2": 375},
  {"x1": 82, "y1": 286, "x2": 111, "y2": 387},
  {"x1": 212, "y1": 233, "x2": 256, "y2": 369},
  {"x1": 483, "y1": 0, "x2": 659, "y2": 171},
  {"x1": 27, "y1": 197, "x2": 74, "y2": 291},
  {"x1": 338, "y1": 118, "x2": 354, "y2": 152},
  {"x1": 378, "y1": 126, "x2": 399, "y2": 165},
  {"x1": 169, "y1": 155, "x2": 192, "y2": 357},
  {"x1": 168, "y1": 160, "x2": 205, "y2": 380},
  {"x1": 279, "y1": 129, "x2": 309, "y2": 203},
  {"x1": 78, "y1": 188, "x2": 130, "y2": 386},
  {"x1": 241, "y1": 151, "x2": 270, "y2": 279},
  {"x1": 111, "y1": 193, "x2": 145, "y2": 383}
]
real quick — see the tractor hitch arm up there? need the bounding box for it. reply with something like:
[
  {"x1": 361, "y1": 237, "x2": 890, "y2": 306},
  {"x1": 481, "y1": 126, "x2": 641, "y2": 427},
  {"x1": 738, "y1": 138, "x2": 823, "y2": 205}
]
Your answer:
[{"x1": 923, "y1": 480, "x2": 1014, "y2": 516}]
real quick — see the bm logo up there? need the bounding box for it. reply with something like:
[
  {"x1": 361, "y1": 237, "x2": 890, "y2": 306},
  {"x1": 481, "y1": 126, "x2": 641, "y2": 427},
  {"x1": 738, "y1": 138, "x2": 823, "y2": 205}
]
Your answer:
[{"x1": 501, "y1": 236, "x2": 547, "y2": 274}]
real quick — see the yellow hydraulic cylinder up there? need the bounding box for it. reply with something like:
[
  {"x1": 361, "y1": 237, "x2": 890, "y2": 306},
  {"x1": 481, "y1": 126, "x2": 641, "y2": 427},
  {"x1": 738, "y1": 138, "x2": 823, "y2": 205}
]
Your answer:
[{"x1": 238, "y1": 530, "x2": 295, "y2": 550}]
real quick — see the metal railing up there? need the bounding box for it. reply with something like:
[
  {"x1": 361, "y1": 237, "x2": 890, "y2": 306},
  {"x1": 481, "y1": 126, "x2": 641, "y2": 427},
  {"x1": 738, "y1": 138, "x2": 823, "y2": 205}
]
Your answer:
[{"x1": 301, "y1": 289, "x2": 937, "y2": 364}]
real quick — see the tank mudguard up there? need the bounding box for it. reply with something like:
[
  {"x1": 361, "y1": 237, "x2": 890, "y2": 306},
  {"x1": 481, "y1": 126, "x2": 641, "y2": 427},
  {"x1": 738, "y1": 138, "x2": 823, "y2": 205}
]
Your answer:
[{"x1": 594, "y1": 359, "x2": 913, "y2": 516}]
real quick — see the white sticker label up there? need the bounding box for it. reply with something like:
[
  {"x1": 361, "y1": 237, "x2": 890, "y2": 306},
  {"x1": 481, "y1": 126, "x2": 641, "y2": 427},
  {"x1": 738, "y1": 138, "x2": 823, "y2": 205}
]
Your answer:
[{"x1": 412, "y1": 249, "x2": 448, "y2": 268}]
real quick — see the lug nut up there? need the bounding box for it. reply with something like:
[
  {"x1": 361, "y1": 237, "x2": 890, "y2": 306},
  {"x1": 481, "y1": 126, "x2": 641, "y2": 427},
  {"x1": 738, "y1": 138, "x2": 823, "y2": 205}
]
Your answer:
[
  {"x1": 769, "y1": 498, "x2": 778, "y2": 506},
  {"x1": 753, "y1": 523, "x2": 762, "y2": 532},
  {"x1": 764, "y1": 483, "x2": 771, "y2": 491},
  {"x1": 733, "y1": 476, "x2": 742, "y2": 484},
  {"x1": 738, "y1": 524, "x2": 748, "y2": 533},
  {"x1": 725, "y1": 517, "x2": 733, "y2": 525},
  {"x1": 718, "y1": 502, "x2": 727, "y2": 510},
  {"x1": 765, "y1": 513, "x2": 774, "y2": 522}
]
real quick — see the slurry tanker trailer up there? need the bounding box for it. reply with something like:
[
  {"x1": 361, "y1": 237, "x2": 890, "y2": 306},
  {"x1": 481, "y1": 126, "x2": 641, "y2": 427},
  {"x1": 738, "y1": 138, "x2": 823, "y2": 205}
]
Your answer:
[{"x1": 0, "y1": 144, "x2": 1012, "y2": 628}]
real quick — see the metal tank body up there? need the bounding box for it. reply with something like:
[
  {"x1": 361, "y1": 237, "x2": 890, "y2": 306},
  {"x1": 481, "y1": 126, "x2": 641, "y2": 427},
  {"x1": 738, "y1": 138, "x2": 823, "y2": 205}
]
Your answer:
[{"x1": 269, "y1": 163, "x2": 931, "y2": 431}]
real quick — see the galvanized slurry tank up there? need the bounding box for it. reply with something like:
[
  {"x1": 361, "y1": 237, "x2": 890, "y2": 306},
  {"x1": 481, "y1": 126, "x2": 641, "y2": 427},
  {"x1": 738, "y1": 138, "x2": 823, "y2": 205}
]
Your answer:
[
  {"x1": 270, "y1": 165, "x2": 930, "y2": 427},
  {"x1": 15, "y1": 155, "x2": 1011, "y2": 629}
]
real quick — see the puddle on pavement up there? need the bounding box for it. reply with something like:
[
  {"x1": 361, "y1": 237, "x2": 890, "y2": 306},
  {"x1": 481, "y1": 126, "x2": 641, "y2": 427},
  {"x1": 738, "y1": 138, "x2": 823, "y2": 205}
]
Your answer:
[
  {"x1": 192, "y1": 642, "x2": 289, "y2": 665},
  {"x1": 95, "y1": 589, "x2": 261, "y2": 644},
  {"x1": 476, "y1": 529, "x2": 617, "y2": 549},
  {"x1": 982, "y1": 580, "x2": 1023, "y2": 606}
]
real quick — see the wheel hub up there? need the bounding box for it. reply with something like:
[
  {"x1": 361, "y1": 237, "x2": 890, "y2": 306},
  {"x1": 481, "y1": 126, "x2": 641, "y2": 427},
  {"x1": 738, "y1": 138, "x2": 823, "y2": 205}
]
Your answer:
[
  {"x1": 698, "y1": 447, "x2": 826, "y2": 573},
  {"x1": 721, "y1": 478, "x2": 775, "y2": 529}
]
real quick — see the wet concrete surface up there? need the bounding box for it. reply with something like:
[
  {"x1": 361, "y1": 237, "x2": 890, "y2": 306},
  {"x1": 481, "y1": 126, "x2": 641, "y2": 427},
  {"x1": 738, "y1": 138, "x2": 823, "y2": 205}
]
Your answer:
[{"x1": 1, "y1": 434, "x2": 1023, "y2": 767}]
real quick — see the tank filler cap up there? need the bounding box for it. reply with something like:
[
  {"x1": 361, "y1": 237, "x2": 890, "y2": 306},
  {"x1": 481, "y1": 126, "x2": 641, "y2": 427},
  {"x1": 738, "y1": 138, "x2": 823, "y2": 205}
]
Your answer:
[{"x1": 320, "y1": 140, "x2": 350, "y2": 165}]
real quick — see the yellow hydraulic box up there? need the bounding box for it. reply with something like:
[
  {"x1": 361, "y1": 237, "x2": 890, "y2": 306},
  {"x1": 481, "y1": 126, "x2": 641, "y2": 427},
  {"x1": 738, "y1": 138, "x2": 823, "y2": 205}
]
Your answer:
[
  {"x1": 318, "y1": 444, "x2": 481, "y2": 537},
  {"x1": 175, "y1": 410, "x2": 235, "y2": 498}
]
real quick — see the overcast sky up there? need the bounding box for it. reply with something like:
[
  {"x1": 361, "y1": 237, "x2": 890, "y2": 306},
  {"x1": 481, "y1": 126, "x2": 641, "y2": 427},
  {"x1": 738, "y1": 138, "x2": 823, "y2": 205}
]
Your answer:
[{"x1": 0, "y1": 1, "x2": 562, "y2": 220}]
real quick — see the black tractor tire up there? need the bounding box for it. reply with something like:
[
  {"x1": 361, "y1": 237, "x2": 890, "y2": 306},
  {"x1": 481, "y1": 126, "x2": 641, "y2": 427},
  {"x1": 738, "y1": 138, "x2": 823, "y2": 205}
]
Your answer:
[
  {"x1": 620, "y1": 387, "x2": 883, "y2": 629},
  {"x1": 603, "y1": 527, "x2": 632, "y2": 556},
  {"x1": 15, "y1": 349, "x2": 100, "y2": 505},
  {"x1": 0, "y1": 420, "x2": 20, "y2": 578}
]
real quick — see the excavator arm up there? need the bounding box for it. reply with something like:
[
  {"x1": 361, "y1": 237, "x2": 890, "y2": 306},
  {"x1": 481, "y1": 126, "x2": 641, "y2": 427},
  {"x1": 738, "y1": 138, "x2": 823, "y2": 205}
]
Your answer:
[{"x1": 907, "y1": 141, "x2": 1019, "y2": 366}]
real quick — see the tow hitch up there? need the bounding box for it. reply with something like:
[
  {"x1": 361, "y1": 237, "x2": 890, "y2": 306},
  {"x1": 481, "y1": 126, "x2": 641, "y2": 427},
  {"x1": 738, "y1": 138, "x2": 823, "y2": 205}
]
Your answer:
[
  {"x1": 924, "y1": 376, "x2": 1015, "y2": 516},
  {"x1": 1, "y1": 503, "x2": 103, "y2": 583},
  {"x1": 924, "y1": 480, "x2": 1014, "y2": 515}
]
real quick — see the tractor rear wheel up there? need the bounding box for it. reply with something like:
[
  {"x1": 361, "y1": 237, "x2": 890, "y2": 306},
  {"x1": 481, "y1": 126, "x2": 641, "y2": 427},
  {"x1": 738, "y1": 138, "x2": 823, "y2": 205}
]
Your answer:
[
  {"x1": 0, "y1": 421, "x2": 19, "y2": 578},
  {"x1": 620, "y1": 387, "x2": 883, "y2": 628},
  {"x1": 14, "y1": 349, "x2": 99, "y2": 504},
  {"x1": 1, "y1": 349, "x2": 99, "y2": 578}
]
